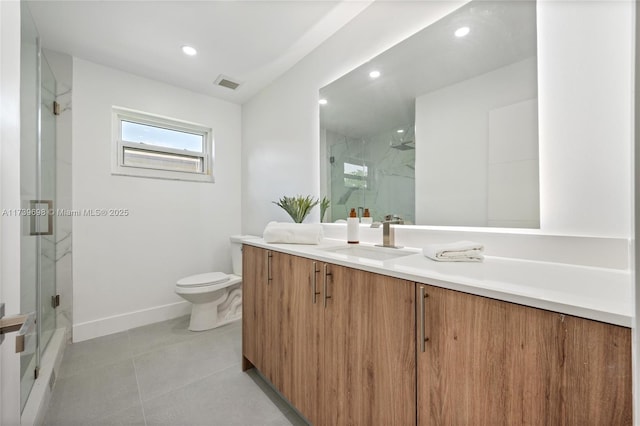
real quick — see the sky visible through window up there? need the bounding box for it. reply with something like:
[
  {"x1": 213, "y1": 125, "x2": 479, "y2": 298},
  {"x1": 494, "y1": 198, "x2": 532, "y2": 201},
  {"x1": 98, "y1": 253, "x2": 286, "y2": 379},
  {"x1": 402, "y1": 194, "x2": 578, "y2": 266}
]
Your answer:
[
  {"x1": 344, "y1": 162, "x2": 368, "y2": 188},
  {"x1": 344, "y1": 162, "x2": 367, "y2": 176},
  {"x1": 122, "y1": 121, "x2": 203, "y2": 152}
]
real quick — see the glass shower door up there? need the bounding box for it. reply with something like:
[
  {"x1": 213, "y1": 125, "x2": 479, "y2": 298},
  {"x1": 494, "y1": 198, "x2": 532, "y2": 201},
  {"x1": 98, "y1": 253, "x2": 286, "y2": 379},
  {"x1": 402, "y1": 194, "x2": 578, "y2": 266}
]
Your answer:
[
  {"x1": 19, "y1": 2, "x2": 57, "y2": 411},
  {"x1": 40, "y1": 55, "x2": 57, "y2": 354},
  {"x1": 20, "y1": 5, "x2": 39, "y2": 410}
]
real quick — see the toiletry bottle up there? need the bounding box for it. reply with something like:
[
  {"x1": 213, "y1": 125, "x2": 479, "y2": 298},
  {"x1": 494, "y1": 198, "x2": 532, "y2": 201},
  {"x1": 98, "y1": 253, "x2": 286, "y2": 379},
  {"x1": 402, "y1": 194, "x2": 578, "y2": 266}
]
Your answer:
[
  {"x1": 347, "y1": 208, "x2": 359, "y2": 244},
  {"x1": 361, "y1": 208, "x2": 373, "y2": 225}
]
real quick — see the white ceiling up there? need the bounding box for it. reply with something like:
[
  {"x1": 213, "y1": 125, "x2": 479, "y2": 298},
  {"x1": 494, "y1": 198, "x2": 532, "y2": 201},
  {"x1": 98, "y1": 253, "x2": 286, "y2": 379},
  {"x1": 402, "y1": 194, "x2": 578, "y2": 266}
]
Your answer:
[{"x1": 26, "y1": 0, "x2": 371, "y2": 104}]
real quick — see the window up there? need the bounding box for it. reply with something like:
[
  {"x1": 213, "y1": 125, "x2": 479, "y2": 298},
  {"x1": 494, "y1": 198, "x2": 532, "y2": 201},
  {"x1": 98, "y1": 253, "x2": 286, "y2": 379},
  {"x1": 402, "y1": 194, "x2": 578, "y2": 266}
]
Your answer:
[
  {"x1": 344, "y1": 161, "x2": 370, "y2": 189},
  {"x1": 112, "y1": 108, "x2": 214, "y2": 182}
]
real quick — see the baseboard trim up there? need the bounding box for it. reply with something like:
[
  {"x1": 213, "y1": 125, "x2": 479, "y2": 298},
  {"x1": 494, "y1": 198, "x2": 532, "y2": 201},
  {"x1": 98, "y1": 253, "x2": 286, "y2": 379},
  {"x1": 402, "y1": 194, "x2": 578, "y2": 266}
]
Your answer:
[{"x1": 72, "y1": 301, "x2": 191, "y2": 342}]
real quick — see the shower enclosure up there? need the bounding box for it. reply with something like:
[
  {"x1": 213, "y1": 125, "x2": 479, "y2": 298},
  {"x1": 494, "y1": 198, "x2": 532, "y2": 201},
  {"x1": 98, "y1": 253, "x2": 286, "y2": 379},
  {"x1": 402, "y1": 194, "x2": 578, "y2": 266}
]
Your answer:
[
  {"x1": 20, "y1": 3, "x2": 58, "y2": 411},
  {"x1": 324, "y1": 125, "x2": 416, "y2": 224}
]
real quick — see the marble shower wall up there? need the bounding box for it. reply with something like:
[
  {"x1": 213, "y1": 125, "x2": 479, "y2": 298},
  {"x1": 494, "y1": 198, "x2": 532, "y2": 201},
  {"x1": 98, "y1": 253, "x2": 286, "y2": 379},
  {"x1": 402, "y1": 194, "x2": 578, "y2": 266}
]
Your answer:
[
  {"x1": 45, "y1": 49, "x2": 73, "y2": 342},
  {"x1": 56, "y1": 77, "x2": 72, "y2": 342},
  {"x1": 325, "y1": 127, "x2": 415, "y2": 223}
]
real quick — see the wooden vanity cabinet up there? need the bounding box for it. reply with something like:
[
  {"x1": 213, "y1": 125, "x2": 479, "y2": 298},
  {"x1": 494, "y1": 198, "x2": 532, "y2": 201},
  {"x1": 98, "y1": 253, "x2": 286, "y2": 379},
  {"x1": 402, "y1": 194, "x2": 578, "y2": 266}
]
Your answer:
[
  {"x1": 242, "y1": 245, "x2": 283, "y2": 388},
  {"x1": 323, "y1": 263, "x2": 416, "y2": 426},
  {"x1": 243, "y1": 246, "x2": 323, "y2": 421},
  {"x1": 278, "y1": 254, "x2": 324, "y2": 425},
  {"x1": 240, "y1": 244, "x2": 262, "y2": 370},
  {"x1": 416, "y1": 284, "x2": 632, "y2": 426},
  {"x1": 279, "y1": 257, "x2": 416, "y2": 425},
  {"x1": 245, "y1": 246, "x2": 632, "y2": 426},
  {"x1": 243, "y1": 246, "x2": 416, "y2": 426}
]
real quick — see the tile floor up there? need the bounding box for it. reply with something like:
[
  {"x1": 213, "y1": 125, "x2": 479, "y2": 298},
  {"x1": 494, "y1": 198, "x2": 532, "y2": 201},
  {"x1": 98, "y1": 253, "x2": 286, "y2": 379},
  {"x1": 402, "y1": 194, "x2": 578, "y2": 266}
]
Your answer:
[{"x1": 44, "y1": 316, "x2": 308, "y2": 426}]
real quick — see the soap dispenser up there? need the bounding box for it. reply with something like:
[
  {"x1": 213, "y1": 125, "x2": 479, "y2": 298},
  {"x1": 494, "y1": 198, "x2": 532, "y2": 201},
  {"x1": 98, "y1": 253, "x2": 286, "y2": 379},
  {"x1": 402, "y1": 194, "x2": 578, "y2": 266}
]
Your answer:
[{"x1": 347, "y1": 208, "x2": 359, "y2": 244}]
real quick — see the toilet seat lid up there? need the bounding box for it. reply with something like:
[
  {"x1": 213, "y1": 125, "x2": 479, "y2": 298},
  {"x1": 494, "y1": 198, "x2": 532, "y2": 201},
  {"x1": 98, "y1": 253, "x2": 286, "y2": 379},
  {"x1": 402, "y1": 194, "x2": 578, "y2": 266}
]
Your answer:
[{"x1": 177, "y1": 272, "x2": 230, "y2": 287}]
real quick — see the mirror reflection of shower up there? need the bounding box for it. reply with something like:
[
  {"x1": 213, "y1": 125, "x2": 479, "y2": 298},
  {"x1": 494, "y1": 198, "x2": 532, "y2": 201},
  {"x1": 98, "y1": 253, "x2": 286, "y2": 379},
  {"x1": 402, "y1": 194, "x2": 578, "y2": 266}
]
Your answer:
[
  {"x1": 389, "y1": 126, "x2": 415, "y2": 151},
  {"x1": 326, "y1": 124, "x2": 416, "y2": 224}
]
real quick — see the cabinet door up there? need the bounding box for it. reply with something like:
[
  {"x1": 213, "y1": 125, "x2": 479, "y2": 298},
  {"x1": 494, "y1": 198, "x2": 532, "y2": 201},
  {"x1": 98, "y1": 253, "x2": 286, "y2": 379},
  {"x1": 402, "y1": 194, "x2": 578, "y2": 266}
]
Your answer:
[
  {"x1": 279, "y1": 255, "x2": 324, "y2": 425},
  {"x1": 242, "y1": 246, "x2": 282, "y2": 388},
  {"x1": 242, "y1": 244, "x2": 267, "y2": 371},
  {"x1": 561, "y1": 314, "x2": 632, "y2": 425},
  {"x1": 417, "y1": 284, "x2": 632, "y2": 426},
  {"x1": 323, "y1": 264, "x2": 416, "y2": 426}
]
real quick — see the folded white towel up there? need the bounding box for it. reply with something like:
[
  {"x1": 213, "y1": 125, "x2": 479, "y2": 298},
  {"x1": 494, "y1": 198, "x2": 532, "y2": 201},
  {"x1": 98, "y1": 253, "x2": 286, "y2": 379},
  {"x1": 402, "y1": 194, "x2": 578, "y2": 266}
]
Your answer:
[
  {"x1": 262, "y1": 221, "x2": 324, "y2": 245},
  {"x1": 422, "y1": 241, "x2": 484, "y2": 262}
]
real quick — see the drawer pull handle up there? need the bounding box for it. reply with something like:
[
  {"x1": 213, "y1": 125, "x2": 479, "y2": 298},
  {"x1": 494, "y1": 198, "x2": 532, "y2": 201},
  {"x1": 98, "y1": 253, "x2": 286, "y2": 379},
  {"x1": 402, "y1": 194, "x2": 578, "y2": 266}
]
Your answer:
[
  {"x1": 323, "y1": 264, "x2": 332, "y2": 308},
  {"x1": 420, "y1": 286, "x2": 427, "y2": 352},
  {"x1": 312, "y1": 262, "x2": 320, "y2": 304},
  {"x1": 267, "y1": 251, "x2": 273, "y2": 284}
]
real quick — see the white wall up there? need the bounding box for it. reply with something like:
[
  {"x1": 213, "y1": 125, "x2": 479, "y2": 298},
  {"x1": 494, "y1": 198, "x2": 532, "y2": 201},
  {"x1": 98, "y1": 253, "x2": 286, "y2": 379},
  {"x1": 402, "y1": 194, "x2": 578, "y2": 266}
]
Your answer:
[
  {"x1": 242, "y1": 0, "x2": 633, "y2": 241},
  {"x1": 487, "y1": 98, "x2": 539, "y2": 228},
  {"x1": 72, "y1": 59, "x2": 242, "y2": 341},
  {"x1": 538, "y1": 1, "x2": 633, "y2": 238},
  {"x1": 415, "y1": 58, "x2": 538, "y2": 227}
]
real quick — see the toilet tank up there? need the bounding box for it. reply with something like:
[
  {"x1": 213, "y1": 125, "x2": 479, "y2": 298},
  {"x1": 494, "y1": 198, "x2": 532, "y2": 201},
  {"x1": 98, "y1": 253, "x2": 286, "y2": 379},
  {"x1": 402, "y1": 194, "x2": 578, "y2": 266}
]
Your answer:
[{"x1": 230, "y1": 235, "x2": 259, "y2": 276}]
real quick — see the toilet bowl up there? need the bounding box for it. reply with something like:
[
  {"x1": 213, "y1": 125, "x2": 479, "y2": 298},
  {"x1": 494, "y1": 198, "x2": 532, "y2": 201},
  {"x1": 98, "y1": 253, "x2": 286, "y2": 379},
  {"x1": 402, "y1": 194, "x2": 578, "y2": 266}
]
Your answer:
[{"x1": 175, "y1": 235, "x2": 257, "y2": 331}]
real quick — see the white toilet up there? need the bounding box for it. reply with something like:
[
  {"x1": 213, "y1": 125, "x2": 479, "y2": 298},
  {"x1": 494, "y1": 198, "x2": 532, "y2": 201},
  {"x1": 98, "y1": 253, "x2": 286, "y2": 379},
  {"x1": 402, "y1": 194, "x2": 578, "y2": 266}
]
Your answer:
[{"x1": 175, "y1": 235, "x2": 256, "y2": 331}]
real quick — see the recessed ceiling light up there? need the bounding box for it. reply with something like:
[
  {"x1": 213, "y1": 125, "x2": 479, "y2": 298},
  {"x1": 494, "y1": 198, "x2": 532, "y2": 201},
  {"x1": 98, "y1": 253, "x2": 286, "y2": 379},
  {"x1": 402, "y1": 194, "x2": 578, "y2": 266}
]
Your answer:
[
  {"x1": 369, "y1": 70, "x2": 381, "y2": 79},
  {"x1": 319, "y1": 99, "x2": 328, "y2": 105},
  {"x1": 397, "y1": 129, "x2": 404, "y2": 133},
  {"x1": 454, "y1": 27, "x2": 470, "y2": 38},
  {"x1": 181, "y1": 45, "x2": 197, "y2": 56}
]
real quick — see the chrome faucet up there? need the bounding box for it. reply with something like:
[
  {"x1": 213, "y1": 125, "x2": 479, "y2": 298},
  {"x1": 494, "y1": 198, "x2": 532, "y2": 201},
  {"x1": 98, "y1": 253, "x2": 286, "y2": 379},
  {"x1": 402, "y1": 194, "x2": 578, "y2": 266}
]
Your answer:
[{"x1": 371, "y1": 214, "x2": 404, "y2": 248}]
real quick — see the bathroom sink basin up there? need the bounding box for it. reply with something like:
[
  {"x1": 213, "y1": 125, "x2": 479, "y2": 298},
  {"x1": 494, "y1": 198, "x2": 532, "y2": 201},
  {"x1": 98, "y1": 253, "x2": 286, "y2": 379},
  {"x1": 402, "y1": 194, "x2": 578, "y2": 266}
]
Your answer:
[{"x1": 320, "y1": 245, "x2": 416, "y2": 261}]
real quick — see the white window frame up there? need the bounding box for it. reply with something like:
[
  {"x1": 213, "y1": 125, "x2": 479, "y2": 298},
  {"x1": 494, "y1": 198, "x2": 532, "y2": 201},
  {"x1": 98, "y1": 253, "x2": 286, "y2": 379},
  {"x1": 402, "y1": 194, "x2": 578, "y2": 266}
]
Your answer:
[
  {"x1": 112, "y1": 107, "x2": 214, "y2": 183},
  {"x1": 343, "y1": 159, "x2": 373, "y2": 190}
]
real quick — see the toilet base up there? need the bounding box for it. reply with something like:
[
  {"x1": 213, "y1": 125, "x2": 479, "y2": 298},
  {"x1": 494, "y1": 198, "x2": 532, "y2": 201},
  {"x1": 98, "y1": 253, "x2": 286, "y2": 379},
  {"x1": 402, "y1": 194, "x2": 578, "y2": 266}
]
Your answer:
[
  {"x1": 188, "y1": 305, "x2": 242, "y2": 331},
  {"x1": 188, "y1": 310, "x2": 241, "y2": 331},
  {"x1": 188, "y1": 285, "x2": 242, "y2": 331}
]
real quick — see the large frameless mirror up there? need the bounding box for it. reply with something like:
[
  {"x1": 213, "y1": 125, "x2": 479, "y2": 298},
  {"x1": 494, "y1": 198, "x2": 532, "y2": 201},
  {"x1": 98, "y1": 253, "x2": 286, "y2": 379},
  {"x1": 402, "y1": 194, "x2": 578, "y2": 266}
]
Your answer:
[{"x1": 320, "y1": 0, "x2": 539, "y2": 228}]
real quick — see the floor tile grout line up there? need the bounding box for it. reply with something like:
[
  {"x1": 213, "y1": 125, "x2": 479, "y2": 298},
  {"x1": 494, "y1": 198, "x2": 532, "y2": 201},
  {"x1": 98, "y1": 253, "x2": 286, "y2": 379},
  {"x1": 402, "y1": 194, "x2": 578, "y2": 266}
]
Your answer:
[
  {"x1": 137, "y1": 360, "x2": 243, "y2": 406},
  {"x1": 47, "y1": 326, "x2": 305, "y2": 425},
  {"x1": 130, "y1": 329, "x2": 149, "y2": 426},
  {"x1": 129, "y1": 334, "x2": 198, "y2": 358},
  {"x1": 50, "y1": 318, "x2": 305, "y2": 425},
  {"x1": 128, "y1": 322, "x2": 240, "y2": 358},
  {"x1": 56, "y1": 355, "x2": 132, "y2": 381},
  {"x1": 45, "y1": 356, "x2": 143, "y2": 425}
]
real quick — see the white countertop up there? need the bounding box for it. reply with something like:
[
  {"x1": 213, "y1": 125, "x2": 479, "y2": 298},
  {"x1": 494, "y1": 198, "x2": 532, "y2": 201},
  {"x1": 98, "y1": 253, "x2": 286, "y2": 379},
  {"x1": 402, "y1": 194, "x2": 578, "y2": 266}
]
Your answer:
[{"x1": 244, "y1": 238, "x2": 633, "y2": 327}]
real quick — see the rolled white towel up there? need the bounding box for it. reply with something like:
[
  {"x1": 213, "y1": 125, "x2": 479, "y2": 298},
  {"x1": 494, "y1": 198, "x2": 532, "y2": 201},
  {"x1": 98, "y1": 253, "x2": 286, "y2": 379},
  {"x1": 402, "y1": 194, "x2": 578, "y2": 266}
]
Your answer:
[
  {"x1": 422, "y1": 240, "x2": 484, "y2": 262},
  {"x1": 263, "y1": 221, "x2": 324, "y2": 245}
]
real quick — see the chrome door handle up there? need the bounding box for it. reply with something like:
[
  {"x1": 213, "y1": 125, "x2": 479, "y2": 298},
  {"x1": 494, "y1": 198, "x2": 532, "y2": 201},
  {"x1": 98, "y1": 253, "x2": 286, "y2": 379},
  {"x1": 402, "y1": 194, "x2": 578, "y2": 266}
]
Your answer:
[
  {"x1": 312, "y1": 262, "x2": 320, "y2": 304},
  {"x1": 267, "y1": 251, "x2": 272, "y2": 284},
  {"x1": 323, "y1": 264, "x2": 332, "y2": 308},
  {"x1": 0, "y1": 304, "x2": 36, "y2": 353},
  {"x1": 419, "y1": 286, "x2": 427, "y2": 352},
  {"x1": 29, "y1": 199, "x2": 53, "y2": 236},
  {"x1": 15, "y1": 312, "x2": 36, "y2": 353}
]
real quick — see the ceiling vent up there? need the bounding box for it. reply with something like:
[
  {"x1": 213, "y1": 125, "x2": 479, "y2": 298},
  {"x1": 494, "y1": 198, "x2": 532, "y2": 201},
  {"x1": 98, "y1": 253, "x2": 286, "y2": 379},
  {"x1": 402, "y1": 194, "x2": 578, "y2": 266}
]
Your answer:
[{"x1": 214, "y1": 75, "x2": 241, "y2": 91}]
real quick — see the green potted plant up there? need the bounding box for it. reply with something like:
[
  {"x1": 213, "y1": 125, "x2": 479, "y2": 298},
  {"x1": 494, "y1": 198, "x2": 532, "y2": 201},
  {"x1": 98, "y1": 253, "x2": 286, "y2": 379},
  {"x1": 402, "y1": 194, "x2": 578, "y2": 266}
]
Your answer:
[
  {"x1": 273, "y1": 195, "x2": 319, "y2": 223},
  {"x1": 320, "y1": 196, "x2": 330, "y2": 222}
]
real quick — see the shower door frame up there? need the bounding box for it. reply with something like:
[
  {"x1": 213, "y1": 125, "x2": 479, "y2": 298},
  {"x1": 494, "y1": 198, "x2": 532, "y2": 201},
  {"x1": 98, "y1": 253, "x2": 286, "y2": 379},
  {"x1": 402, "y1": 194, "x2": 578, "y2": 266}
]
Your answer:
[{"x1": 19, "y1": 4, "x2": 57, "y2": 412}]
